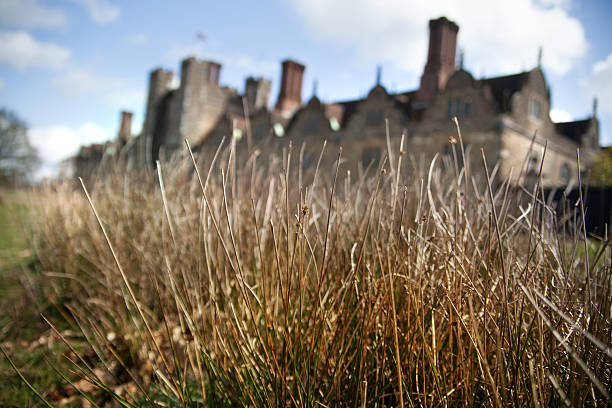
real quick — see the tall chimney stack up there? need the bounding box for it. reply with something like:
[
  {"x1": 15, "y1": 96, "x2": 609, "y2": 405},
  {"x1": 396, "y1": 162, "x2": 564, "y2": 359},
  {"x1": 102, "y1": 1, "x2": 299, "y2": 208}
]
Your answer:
[
  {"x1": 117, "y1": 110, "x2": 133, "y2": 146},
  {"x1": 275, "y1": 59, "x2": 305, "y2": 118},
  {"x1": 415, "y1": 17, "x2": 459, "y2": 105}
]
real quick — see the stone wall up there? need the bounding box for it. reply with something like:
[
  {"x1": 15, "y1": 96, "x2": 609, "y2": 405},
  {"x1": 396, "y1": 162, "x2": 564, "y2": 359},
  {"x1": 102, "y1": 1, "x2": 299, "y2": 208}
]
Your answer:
[{"x1": 129, "y1": 17, "x2": 599, "y2": 191}]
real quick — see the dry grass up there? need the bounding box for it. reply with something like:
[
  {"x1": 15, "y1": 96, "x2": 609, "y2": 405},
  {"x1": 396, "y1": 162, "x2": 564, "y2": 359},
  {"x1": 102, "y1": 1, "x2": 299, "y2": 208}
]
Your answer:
[{"x1": 22, "y1": 127, "x2": 612, "y2": 406}]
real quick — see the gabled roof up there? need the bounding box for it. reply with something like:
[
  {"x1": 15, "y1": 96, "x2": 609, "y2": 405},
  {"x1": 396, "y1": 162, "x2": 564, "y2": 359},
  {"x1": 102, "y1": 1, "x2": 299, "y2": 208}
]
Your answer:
[
  {"x1": 391, "y1": 90, "x2": 416, "y2": 118},
  {"x1": 283, "y1": 96, "x2": 328, "y2": 132},
  {"x1": 555, "y1": 118, "x2": 592, "y2": 144},
  {"x1": 326, "y1": 98, "x2": 363, "y2": 128},
  {"x1": 445, "y1": 69, "x2": 475, "y2": 90},
  {"x1": 481, "y1": 71, "x2": 530, "y2": 113},
  {"x1": 325, "y1": 88, "x2": 417, "y2": 129},
  {"x1": 392, "y1": 90, "x2": 415, "y2": 105},
  {"x1": 311, "y1": 69, "x2": 533, "y2": 129}
]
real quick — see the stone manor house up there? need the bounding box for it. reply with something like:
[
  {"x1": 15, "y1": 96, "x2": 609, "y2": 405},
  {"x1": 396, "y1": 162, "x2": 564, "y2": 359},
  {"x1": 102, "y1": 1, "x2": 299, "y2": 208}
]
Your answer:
[{"x1": 76, "y1": 16, "x2": 600, "y2": 187}]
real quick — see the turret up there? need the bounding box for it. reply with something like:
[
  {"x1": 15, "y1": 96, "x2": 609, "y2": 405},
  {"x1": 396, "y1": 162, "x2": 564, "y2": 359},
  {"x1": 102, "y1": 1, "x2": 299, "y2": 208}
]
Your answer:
[{"x1": 141, "y1": 67, "x2": 174, "y2": 164}]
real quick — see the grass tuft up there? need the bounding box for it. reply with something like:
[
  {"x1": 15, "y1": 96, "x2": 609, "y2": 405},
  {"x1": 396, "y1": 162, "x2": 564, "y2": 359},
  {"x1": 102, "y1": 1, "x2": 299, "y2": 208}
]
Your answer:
[{"x1": 11, "y1": 130, "x2": 612, "y2": 406}]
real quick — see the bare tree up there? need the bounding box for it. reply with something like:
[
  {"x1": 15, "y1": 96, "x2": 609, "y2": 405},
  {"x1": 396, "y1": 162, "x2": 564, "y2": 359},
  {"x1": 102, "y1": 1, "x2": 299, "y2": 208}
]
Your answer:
[{"x1": 0, "y1": 108, "x2": 40, "y2": 187}]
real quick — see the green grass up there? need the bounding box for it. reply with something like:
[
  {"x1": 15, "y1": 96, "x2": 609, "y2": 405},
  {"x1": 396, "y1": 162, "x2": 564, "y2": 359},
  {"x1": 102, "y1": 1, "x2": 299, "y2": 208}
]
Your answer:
[
  {"x1": 0, "y1": 189, "x2": 78, "y2": 407},
  {"x1": 0, "y1": 190, "x2": 32, "y2": 270}
]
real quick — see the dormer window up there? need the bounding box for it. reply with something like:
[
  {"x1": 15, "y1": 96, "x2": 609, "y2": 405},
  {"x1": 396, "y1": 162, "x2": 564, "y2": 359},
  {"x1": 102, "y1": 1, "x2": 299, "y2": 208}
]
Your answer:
[{"x1": 529, "y1": 97, "x2": 542, "y2": 120}]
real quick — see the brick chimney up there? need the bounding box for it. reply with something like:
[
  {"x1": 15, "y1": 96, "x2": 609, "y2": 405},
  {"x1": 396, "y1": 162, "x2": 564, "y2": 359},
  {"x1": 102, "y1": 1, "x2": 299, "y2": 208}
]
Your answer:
[
  {"x1": 275, "y1": 59, "x2": 305, "y2": 118},
  {"x1": 117, "y1": 110, "x2": 133, "y2": 146},
  {"x1": 415, "y1": 17, "x2": 459, "y2": 105}
]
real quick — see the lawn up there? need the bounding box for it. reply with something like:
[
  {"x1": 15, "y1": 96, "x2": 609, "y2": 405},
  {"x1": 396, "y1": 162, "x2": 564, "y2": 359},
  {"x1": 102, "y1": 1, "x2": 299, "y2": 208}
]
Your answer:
[
  {"x1": 0, "y1": 190, "x2": 75, "y2": 407},
  {"x1": 0, "y1": 190, "x2": 31, "y2": 270}
]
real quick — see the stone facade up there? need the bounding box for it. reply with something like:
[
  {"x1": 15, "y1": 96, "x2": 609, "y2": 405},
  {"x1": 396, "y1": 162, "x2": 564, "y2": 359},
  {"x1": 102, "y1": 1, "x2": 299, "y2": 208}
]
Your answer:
[
  {"x1": 74, "y1": 110, "x2": 134, "y2": 185},
  {"x1": 82, "y1": 16, "x2": 599, "y2": 189},
  {"x1": 138, "y1": 58, "x2": 232, "y2": 164}
]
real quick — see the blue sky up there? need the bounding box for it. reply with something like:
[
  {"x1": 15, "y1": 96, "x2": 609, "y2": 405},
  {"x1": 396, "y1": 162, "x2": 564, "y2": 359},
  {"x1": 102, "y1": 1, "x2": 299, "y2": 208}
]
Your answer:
[{"x1": 0, "y1": 0, "x2": 611, "y2": 178}]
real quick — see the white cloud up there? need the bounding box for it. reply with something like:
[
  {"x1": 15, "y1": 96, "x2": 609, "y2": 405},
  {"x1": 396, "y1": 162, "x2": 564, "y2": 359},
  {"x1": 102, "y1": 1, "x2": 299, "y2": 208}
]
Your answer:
[
  {"x1": 132, "y1": 121, "x2": 142, "y2": 136},
  {"x1": 550, "y1": 108, "x2": 572, "y2": 122},
  {"x1": 126, "y1": 33, "x2": 148, "y2": 46},
  {"x1": 69, "y1": 0, "x2": 120, "y2": 23},
  {"x1": 0, "y1": 0, "x2": 67, "y2": 29},
  {"x1": 0, "y1": 31, "x2": 70, "y2": 70},
  {"x1": 35, "y1": 162, "x2": 59, "y2": 180},
  {"x1": 535, "y1": 0, "x2": 571, "y2": 9},
  {"x1": 0, "y1": 77, "x2": 5, "y2": 90},
  {"x1": 30, "y1": 122, "x2": 110, "y2": 164},
  {"x1": 52, "y1": 68, "x2": 143, "y2": 109},
  {"x1": 78, "y1": 122, "x2": 110, "y2": 145},
  {"x1": 593, "y1": 54, "x2": 612, "y2": 75},
  {"x1": 288, "y1": 0, "x2": 587, "y2": 77},
  {"x1": 584, "y1": 53, "x2": 612, "y2": 116},
  {"x1": 29, "y1": 122, "x2": 111, "y2": 178}
]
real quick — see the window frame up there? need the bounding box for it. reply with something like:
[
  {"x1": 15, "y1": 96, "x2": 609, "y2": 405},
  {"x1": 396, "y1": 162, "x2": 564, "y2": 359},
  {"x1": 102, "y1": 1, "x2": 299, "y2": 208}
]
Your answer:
[{"x1": 529, "y1": 97, "x2": 542, "y2": 121}]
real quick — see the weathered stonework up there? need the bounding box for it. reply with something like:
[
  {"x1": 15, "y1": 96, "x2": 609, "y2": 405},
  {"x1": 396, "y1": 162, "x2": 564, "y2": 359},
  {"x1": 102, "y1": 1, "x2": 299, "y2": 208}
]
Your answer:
[{"x1": 78, "y1": 16, "x2": 599, "y2": 190}]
